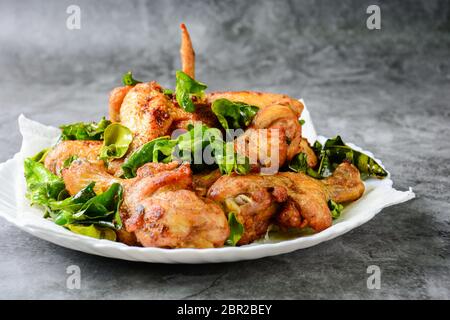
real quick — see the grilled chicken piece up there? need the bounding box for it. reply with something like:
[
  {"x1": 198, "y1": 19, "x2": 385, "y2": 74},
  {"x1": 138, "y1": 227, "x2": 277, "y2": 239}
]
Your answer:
[
  {"x1": 207, "y1": 163, "x2": 364, "y2": 245},
  {"x1": 207, "y1": 91, "x2": 304, "y2": 169},
  {"x1": 44, "y1": 140, "x2": 102, "y2": 175},
  {"x1": 61, "y1": 160, "x2": 229, "y2": 248}
]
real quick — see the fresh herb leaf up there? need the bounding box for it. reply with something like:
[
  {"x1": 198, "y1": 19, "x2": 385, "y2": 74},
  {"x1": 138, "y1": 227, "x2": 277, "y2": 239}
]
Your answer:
[
  {"x1": 62, "y1": 155, "x2": 79, "y2": 170},
  {"x1": 328, "y1": 200, "x2": 344, "y2": 219},
  {"x1": 66, "y1": 224, "x2": 117, "y2": 241},
  {"x1": 30, "y1": 148, "x2": 51, "y2": 163},
  {"x1": 121, "y1": 124, "x2": 251, "y2": 178},
  {"x1": 289, "y1": 136, "x2": 387, "y2": 180},
  {"x1": 121, "y1": 137, "x2": 176, "y2": 178},
  {"x1": 122, "y1": 71, "x2": 142, "y2": 86},
  {"x1": 163, "y1": 88, "x2": 173, "y2": 96},
  {"x1": 211, "y1": 99, "x2": 259, "y2": 130},
  {"x1": 299, "y1": 119, "x2": 305, "y2": 126},
  {"x1": 226, "y1": 212, "x2": 244, "y2": 246},
  {"x1": 99, "y1": 124, "x2": 133, "y2": 161},
  {"x1": 24, "y1": 158, "x2": 67, "y2": 209},
  {"x1": 175, "y1": 70, "x2": 207, "y2": 112},
  {"x1": 288, "y1": 153, "x2": 322, "y2": 178},
  {"x1": 60, "y1": 118, "x2": 111, "y2": 141}
]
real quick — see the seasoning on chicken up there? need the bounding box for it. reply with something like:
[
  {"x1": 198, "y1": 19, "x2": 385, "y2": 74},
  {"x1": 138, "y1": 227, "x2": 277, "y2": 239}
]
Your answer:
[
  {"x1": 61, "y1": 160, "x2": 229, "y2": 248},
  {"x1": 44, "y1": 140, "x2": 102, "y2": 175},
  {"x1": 207, "y1": 162, "x2": 364, "y2": 245},
  {"x1": 207, "y1": 91, "x2": 305, "y2": 168}
]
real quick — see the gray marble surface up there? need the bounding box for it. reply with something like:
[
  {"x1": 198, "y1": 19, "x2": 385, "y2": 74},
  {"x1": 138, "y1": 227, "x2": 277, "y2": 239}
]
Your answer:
[{"x1": 0, "y1": 0, "x2": 449, "y2": 299}]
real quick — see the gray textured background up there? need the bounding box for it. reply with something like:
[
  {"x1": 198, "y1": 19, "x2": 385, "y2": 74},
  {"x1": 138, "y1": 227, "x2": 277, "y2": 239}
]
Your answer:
[{"x1": 0, "y1": 0, "x2": 449, "y2": 299}]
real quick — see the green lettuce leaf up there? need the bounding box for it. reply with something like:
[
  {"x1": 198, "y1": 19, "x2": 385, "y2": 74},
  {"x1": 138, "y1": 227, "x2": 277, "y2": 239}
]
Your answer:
[
  {"x1": 211, "y1": 99, "x2": 259, "y2": 129},
  {"x1": 226, "y1": 212, "x2": 244, "y2": 246},
  {"x1": 99, "y1": 123, "x2": 133, "y2": 160},
  {"x1": 60, "y1": 118, "x2": 111, "y2": 141},
  {"x1": 24, "y1": 158, "x2": 67, "y2": 208},
  {"x1": 328, "y1": 200, "x2": 344, "y2": 219},
  {"x1": 175, "y1": 70, "x2": 207, "y2": 112},
  {"x1": 66, "y1": 224, "x2": 117, "y2": 241}
]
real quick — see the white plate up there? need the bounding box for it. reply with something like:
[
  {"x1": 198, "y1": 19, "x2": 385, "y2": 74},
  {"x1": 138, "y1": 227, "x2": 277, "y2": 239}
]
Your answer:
[{"x1": 0, "y1": 103, "x2": 415, "y2": 263}]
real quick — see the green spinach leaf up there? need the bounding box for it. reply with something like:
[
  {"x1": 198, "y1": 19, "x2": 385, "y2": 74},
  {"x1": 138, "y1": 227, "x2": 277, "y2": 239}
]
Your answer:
[
  {"x1": 175, "y1": 70, "x2": 207, "y2": 112},
  {"x1": 211, "y1": 99, "x2": 259, "y2": 129},
  {"x1": 60, "y1": 118, "x2": 111, "y2": 141},
  {"x1": 226, "y1": 212, "x2": 244, "y2": 246},
  {"x1": 122, "y1": 71, "x2": 142, "y2": 86}
]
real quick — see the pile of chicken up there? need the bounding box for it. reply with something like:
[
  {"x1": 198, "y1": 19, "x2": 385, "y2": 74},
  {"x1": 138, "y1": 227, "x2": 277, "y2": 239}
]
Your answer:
[{"x1": 44, "y1": 24, "x2": 365, "y2": 248}]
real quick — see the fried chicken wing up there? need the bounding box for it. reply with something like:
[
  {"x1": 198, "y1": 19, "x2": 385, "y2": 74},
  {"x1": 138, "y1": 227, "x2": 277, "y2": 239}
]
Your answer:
[{"x1": 208, "y1": 162, "x2": 364, "y2": 244}]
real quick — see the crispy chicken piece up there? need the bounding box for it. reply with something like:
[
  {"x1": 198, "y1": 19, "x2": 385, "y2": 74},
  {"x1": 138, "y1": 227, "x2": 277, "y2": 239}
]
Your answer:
[
  {"x1": 109, "y1": 85, "x2": 133, "y2": 123},
  {"x1": 235, "y1": 128, "x2": 288, "y2": 174},
  {"x1": 207, "y1": 163, "x2": 364, "y2": 245},
  {"x1": 180, "y1": 23, "x2": 195, "y2": 79},
  {"x1": 44, "y1": 140, "x2": 102, "y2": 175},
  {"x1": 61, "y1": 160, "x2": 229, "y2": 248},
  {"x1": 119, "y1": 81, "x2": 177, "y2": 151},
  {"x1": 192, "y1": 169, "x2": 222, "y2": 196},
  {"x1": 298, "y1": 138, "x2": 318, "y2": 168},
  {"x1": 207, "y1": 91, "x2": 304, "y2": 168},
  {"x1": 208, "y1": 174, "x2": 289, "y2": 245}
]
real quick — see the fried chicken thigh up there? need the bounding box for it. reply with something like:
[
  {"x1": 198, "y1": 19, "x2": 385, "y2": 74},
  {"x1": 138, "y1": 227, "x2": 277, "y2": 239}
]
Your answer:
[
  {"x1": 61, "y1": 160, "x2": 229, "y2": 248},
  {"x1": 208, "y1": 162, "x2": 364, "y2": 245}
]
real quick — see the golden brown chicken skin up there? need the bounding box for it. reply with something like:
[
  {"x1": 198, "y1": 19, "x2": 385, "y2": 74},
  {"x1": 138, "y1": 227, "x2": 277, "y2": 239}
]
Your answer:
[
  {"x1": 61, "y1": 160, "x2": 229, "y2": 248},
  {"x1": 208, "y1": 162, "x2": 364, "y2": 245},
  {"x1": 44, "y1": 140, "x2": 102, "y2": 175},
  {"x1": 207, "y1": 91, "x2": 304, "y2": 169}
]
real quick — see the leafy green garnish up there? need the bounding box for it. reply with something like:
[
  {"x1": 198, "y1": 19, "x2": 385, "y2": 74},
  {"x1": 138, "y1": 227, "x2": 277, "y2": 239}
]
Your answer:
[
  {"x1": 122, "y1": 71, "x2": 142, "y2": 86},
  {"x1": 121, "y1": 124, "x2": 250, "y2": 178},
  {"x1": 24, "y1": 158, "x2": 67, "y2": 209},
  {"x1": 62, "y1": 155, "x2": 78, "y2": 170},
  {"x1": 60, "y1": 118, "x2": 111, "y2": 141},
  {"x1": 175, "y1": 70, "x2": 207, "y2": 112},
  {"x1": 328, "y1": 200, "x2": 344, "y2": 219},
  {"x1": 299, "y1": 119, "x2": 305, "y2": 126},
  {"x1": 66, "y1": 224, "x2": 117, "y2": 241},
  {"x1": 289, "y1": 136, "x2": 387, "y2": 180},
  {"x1": 211, "y1": 99, "x2": 259, "y2": 130},
  {"x1": 226, "y1": 212, "x2": 244, "y2": 246},
  {"x1": 163, "y1": 88, "x2": 173, "y2": 96},
  {"x1": 288, "y1": 152, "x2": 322, "y2": 178},
  {"x1": 121, "y1": 137, "x2": 177, "y2": 178},
  {"x1": 99, "y1": 124, "x2": 133, "y2": 161},
  {"x1": 30, "y1": 148, "x2": 51, "y2": 164},
  {"x1": 24, "y1": 156, "x2": 123, "y2": 240}
]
